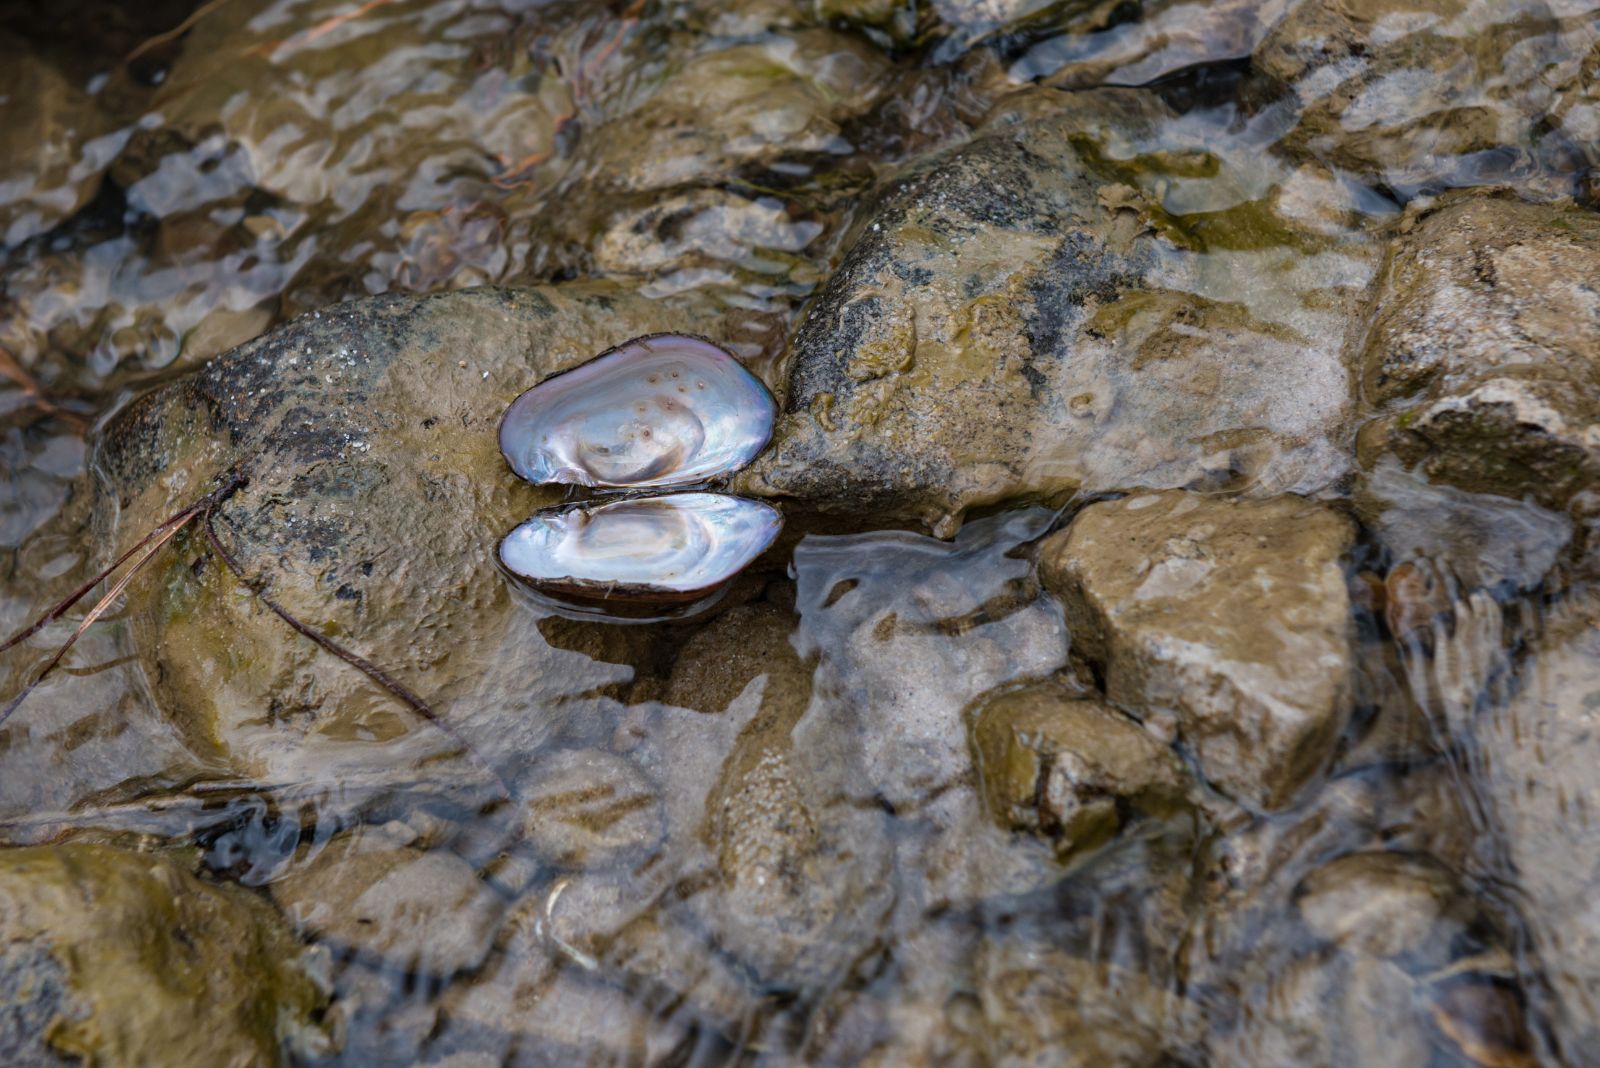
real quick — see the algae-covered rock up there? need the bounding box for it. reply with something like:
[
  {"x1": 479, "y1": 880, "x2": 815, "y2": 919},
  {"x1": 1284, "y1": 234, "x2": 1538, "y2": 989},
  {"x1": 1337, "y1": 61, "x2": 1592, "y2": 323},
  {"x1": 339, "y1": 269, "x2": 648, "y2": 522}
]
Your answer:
[
  {"x1": 271, "y1": 829, "x2": 506, "y2": 975},
  {"x1": 1040, "y1": 491, "x2": 1356, "y2": 810},
  {"x1": 92, "y1": 284, "x2": 758, "y2": 782},
  {"x1": 1356, "y1": 195, "x2": 1600, "y2": 520},
  {"x1": 1255, "y1": 0, "x2": 1596, "y2": 197},
  {"x1": 739, "y1": 88, "x2": 1363, "y2": 533},
  {"x1": 968, "y1": 677, "x2": 1189, "y2": 859},
  {"x1": 0, "y1": 842, "x2": 324, "y2": 1066}
]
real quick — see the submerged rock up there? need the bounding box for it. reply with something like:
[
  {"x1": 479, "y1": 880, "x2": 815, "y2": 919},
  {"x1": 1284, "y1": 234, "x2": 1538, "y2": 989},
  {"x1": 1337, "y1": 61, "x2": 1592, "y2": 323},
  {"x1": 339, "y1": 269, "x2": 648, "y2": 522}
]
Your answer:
[
  {"x1": 0, "y1": 35, "x2": 117, "y2": 246},
  {"x1": 739, "y1": 88, "x2": 1365, "y2": 533},
  {"x1": 1255, "y1": 0, "x2": 1598, "y2": 197},
  {"x1": 517, "y1": 748, "x2": 666, "y2": 871},
  {"x1": 580, "y1": 30, "x2": 892, "y2": 195},
  {"x1": 271, "y1": 829, "x2": 506, "y2": 976},
  {"x1": 1356, "y1": 196, "x2": 1600, "y2": 523},
  {"x1": 1473, "y1": 590, "x2": 1600, "y2": 1053},
  {"x1": 441, "y1": 891, "x2": 707, "y2": 1065},
  {"x1": 0, "y1": 843, "x2": 324, "y2": 1066},
  {"x1": 968, "y1": 677, "x2": 1190, "y2": 860},
  {"x1": 93, "y1": 284, "x2": 762, "y2": 782},
  {"x1": 1040, "y1": 491, "x2": 1356, "y2": 811}
]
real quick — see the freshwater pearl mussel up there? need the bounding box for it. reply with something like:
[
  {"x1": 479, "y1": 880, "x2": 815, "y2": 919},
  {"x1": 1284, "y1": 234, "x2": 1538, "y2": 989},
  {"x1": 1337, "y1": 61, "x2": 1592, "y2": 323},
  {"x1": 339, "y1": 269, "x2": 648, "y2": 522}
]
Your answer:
[
  {"x1": 499, "y1": 333, "x2": 775, "y2": 490},
  {"x1": 496, "y1": 334, "x2": 781, "y2": 605}
]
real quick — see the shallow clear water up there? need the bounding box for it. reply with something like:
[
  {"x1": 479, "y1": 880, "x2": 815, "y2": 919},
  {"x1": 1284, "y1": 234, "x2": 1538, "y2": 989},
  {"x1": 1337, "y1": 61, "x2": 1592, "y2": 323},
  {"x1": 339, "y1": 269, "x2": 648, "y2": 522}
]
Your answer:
[{"x1": 1, "y1": 0, "x2": 1598, "y2": 1064}]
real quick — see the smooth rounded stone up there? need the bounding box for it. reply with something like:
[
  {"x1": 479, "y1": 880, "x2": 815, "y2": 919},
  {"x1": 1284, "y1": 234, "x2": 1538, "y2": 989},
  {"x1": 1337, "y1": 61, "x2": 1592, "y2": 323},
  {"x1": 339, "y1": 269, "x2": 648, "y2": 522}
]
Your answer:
[
  {"x1": 578, "y1": 30, "x2": 892, "y2": 194},
  {"x1": 736, "y1": 88, "x2": 1368, "y2": 534},
  {"x1": 592, "y1": 188, "x2": 826, "y2": 280},
  {"x1": 518, "y1": 748, "x2": 666, "y2": 870},
  {"x1": 498, "y1": 334, "x2": 775, "y2": 490},
  {"x1": 271, "y1": 831, "x2": 506, "y2": 976},
  {"x1": 1471, "y1": 590, "x2": 1600, "y2": 1053},
  {"x1": 1355, "y1": 195, "x2": 1600, "y2": 520},
  {"x1": 1295, "y1": 851, "x2": 1467, "y2": 962},
  {"x1": 1040, "y1": 491, "x2": 1356, "y2": 811},
  {"x1": 968, "y1": 678, "x2": 1190, "y2": 860},
  {"x1": 0, "y1": 843, "x2": 325, "y2": 1066},
  {"x1": 1255, "y1": 0, "x2": 1595, "y2": 197},
  {"x1": 1013, "y1": 0, "x2": 1292, "y2": 91},
  {"x1": 0, "y1": 35, "x2": 118, "y2": 245},
  {"x1": 91, "y1": 284, "x2": 761, "y2": 782},
  {"x1": 500, "y1": 494, "x2": 783, "y2": 602}
]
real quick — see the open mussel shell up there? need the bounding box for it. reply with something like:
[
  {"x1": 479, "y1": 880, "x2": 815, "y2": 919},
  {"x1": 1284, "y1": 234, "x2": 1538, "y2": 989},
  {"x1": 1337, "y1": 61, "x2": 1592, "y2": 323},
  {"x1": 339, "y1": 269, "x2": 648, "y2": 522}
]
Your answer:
[
  {"x1": 499, "y1": 334, "x2": 776, "y2": 490},
  {"x1": 499, "y1": 493, "x2": 783, "y2": 603}
]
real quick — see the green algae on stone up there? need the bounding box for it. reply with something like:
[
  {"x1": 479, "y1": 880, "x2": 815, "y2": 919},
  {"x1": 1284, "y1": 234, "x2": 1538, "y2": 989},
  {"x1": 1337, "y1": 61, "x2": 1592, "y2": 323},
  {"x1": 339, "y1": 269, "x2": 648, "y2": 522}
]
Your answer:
[
  {"x1": 968, "y1": 677, "x2": 1190, "y2": 861},
  {"x1": 737, "y1": 87, "x2": 1367, "y2": 534},
  {"x1": 1356, "y1": 194, "x2": 1600, "y2": 523},
  {"x1": 0, "y1": 842, "x2": 325, "y2": 1066}
]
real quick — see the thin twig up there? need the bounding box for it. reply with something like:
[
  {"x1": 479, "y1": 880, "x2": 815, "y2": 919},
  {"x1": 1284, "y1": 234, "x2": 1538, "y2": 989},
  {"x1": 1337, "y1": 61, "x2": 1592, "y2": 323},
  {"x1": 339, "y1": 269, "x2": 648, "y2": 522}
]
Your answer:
[
  {"x1": 3, "y1": 517, "x2": 191, "y2": 655},
  {"x1": 125, "y1": 0, "x2": 234, "y2": 63},
  {"x1": 0, "y1": 515, "x2": 193, "y2": 729},
  {"x1": 248, "y1": 0, "x2": 400, "y2": 58},
  {"x1": 201, "y1": 509, "x2": 510, "y2": 800},
  {"x1": 0, "y1": 472, "x2": 246, "y2": 729},
  {"x1": 0, "y1": 347, "x2": 85, "y2": 430}
]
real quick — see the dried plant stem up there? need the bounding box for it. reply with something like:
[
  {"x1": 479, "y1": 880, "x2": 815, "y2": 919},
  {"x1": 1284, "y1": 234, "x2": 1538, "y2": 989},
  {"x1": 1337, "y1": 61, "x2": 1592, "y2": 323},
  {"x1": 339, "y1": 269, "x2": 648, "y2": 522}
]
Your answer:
[
  {"x1": 0, "y1": 505, "x2": 204, "y2": 729},
  {"x1": 125, "y1": 0, "x2": 234, "y2": 63},
  {"x1": 201, "y1": 510, "x2": 510, "y2": 801}
]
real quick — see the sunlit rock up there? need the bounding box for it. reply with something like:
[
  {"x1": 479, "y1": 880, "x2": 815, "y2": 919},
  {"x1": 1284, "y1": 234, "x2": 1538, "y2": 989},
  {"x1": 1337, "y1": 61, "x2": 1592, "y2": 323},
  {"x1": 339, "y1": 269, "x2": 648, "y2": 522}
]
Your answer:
[{"x1": 1040, "y1": 490, "x2": 1355, "y2": 811}]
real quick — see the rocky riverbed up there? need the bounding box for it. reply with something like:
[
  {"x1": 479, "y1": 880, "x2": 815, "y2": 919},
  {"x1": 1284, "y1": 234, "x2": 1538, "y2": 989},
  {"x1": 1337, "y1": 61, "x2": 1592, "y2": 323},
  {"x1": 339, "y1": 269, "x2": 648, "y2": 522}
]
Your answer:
[{"x1": 1, "y1": 0, "x2": 1598, "y2": 1064}]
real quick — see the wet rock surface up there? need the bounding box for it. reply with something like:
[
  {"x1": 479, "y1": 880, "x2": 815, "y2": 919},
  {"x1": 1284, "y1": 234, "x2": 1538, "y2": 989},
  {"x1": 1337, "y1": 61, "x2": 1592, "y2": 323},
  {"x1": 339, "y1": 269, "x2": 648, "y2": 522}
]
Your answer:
[
  {"x1": 272, "y1": 828, "x2": 507, "y2": 976},
  {"x1": 1473, "y1": 592, "x2": 1600, "y2": 1054},
  {"x1": 1, "y1": 0, "x2": 1598, "y2": 1063},
  {"x1": 1357, "y1": 195, "x2": 1600, "y2": 519},
  {"x1": 968, "y1": 677, "x2": 1189, "y2": 859},
  {"x1": 0, "y1": 843, "x2": 324, "y2": 1066},
  {"x1": 1041, "y1": 490, "x2": 1356, "y2": 810},
  {"x1": 740, "y1": 87, "x2": 1367, "y2": 532}
]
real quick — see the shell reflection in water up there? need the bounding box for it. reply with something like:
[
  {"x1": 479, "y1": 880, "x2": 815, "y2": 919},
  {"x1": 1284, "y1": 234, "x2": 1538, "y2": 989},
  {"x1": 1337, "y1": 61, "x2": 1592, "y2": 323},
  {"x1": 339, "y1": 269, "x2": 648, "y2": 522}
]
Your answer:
[
  {"x1": 499, "y1": 493, "x2": 782, "y2": 602},
  {"x1": 499, "y1": 333, "x2": 776, "y2": 490}
]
